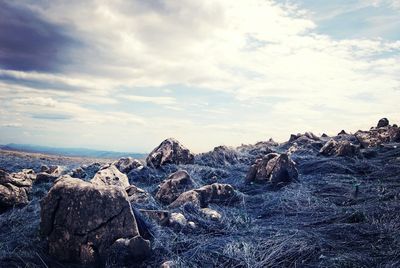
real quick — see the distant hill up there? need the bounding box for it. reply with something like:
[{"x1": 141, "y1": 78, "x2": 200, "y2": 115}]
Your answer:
[{"x1": 0, "y1": 143, "x2": 146, "y2": 159}]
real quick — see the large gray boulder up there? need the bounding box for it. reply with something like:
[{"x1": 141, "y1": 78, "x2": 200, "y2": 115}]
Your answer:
[
  {"x1": 91, "y1": 164, "x2": 129, "y2": 188},
  {"x1": 146, "y1": 138, "x2": 194, "y2": 168},
  {"x1": 245, "y1": 153, "x2": 298, "y2": 185},
  {"x1": 40, "y1": 176, "x2": 150, "y2": 265},
  {"x1": 155, "y1": 170, "x2": 195, "y2": 205},
  {"x1": 0, "y1": 169, "x2": 35, "y2": 211}
]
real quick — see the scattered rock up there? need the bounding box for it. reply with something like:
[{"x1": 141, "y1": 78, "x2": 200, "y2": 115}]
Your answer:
[
  {"x1": 0, "y1": 169, "x2": 35, "y2": 210},
  {"x1": 355, "y1": 126, "x2": 400, "y2": 148},
  {"x1": 125, "y1": 185, "x2": 150, "y2": 203},
  {"x1": 40, "y1": 176, "x2": 150, "y2": 265},
  {"x1": 107, "y1": 236, "x2": 151, "y2": 264},
  {"x1": 155, "y1": 170, "x2": 195, "y2": 205},
  {"x1": 319, "y1": 139, "x2": 360, "y2": 157},
  {"x1": 91, "y1": 164, "x2": 129, "y2": 188},
  {"x1": 113, "y1": 157, "x2": 143, "y2": 174},
  {"x1": 201, "y1": 208, "x2": 222, "y2": 221},
  {"x1": 338, "y1": 130, "x2": 348, "y2": 135},
  {"x1": 169, "y1": 190, "x2": 203, "y2": 208},
  {"x1": 146, "y1": 138, "x2": 194, "y2": 168},
  {"x1": 245, "y1": 153, "x2": 298, "y2": 185},
  {"x1": 289, "y1": 132, "x2": 320, "y2": 143},
  {"x1": 35, "y1": 165, "x2": 63, "y2": 184},
  {"x1": 161, "y1": 260, "x2": 177, "y2": 268},
  {"x1": 169, "y1": 183, "x2": 238, "y2": 208},
  {"x1": 377, "y1": 118, "x2": 389, "y2": 128},
  {"x1": 139, "y1": 209, "x2": 170, "y2": 226},
  {"x1": 71, "y1": 163, "x2": 102, "y2": 181}
]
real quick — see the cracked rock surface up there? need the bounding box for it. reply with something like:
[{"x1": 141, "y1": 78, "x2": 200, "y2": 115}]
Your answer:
[{"x1": 40, "y1": 175, "x2": 149, "y2": 265}]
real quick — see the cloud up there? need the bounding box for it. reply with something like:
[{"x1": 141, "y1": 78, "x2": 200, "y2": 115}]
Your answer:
[
  {"x1": 0, "y1": 0, "x2": 399, "y2": 151},
  {"x1": 124, "y1": 95, "x2": 177, "y2": 105},
  {"x1": 1, "y1": 123, "x2": 22, "y2": 128},
  {"x1": 0, "y1": 1, "x2": 76, "y2": 72}
]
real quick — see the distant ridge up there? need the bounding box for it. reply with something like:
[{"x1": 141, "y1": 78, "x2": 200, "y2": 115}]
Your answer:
[{"x1": 0, "y1": 143, "x2": 146, "y2": 159}]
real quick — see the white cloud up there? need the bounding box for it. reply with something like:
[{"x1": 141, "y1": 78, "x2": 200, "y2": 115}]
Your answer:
[
  {"x1": 1, "y1": 0, "x2": 399, "y2": 151},
  {"x1": 124, "y1": 95, "x2": 177, "y2": 105}
]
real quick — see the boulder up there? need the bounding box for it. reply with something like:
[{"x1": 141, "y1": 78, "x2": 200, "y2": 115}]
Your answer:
[
  {"x1": 35, "y1": 165, "x2": 63, "y2": 184},
  {"x1": 125, "y1": 185, "x2": 150, "y2": 203},
  {"x1": 91, "y1": 164, "x2": 129, "y2": 188},
  {"x1": 245, "y1": 153, "x2": 298, "y2": 185},
  {"x1": 168, "y1": 212, "x2": 196, "y2": 230},
  {"x1": 377, "y1": 118, "x2": 389, "y2": 128},
  {"x1": 161, "y1": 261, "x2": 177, "y2": 268},
  {"x1": 169, "y1": 190, "x2": 203, "y2": 208},
  {"x1": 0, "y1": 169, "x2": 35, "y2": 210},
  {"x1": 40, "y1": 176, "x2": 150, "y2": 265},
  {"x1": 355, "y1": 126, "x2": 400, "y2": 148},
  {"x1": 169, "y1": 183, "x2": 238, "y2": 208},
  {"x1": 201, "y1": 208, "x2": 222, "y2": 221},
  {"x1": 71, "y1": 163, "x2": 102, "y2": 181},
  {"x1": 155, "y1": 170, "x2": 194, "y2": 205},
  {"x1": 146, "y1": 138, "x2": 194, "y2": 168},
  {"x1": 319, "y1": 139, "x2": 360, "y2": 157},
  {"x1": 139, "y1": 209, "x2": 170, "y2": 226},
  {"x1": 113, "y1": 157, "x2": 143, "y2": 174},
  {"x1": 338, "y1": 130, "x2": 348, "y2": 135}
]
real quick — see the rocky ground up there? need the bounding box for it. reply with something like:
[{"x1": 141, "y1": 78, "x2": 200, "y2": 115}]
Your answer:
[{"x1": 1, "y1": 118, "x2": 400, "y2": 267}]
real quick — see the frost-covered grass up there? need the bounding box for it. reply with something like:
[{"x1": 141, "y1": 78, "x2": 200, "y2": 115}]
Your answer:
[{"x1": 1, "y1": 145, "x2": 400, "y2": 267}]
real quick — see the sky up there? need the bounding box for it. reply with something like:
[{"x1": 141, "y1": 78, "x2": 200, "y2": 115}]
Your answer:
[{"x1": 0, "y1": 0, "x2": 399, "y2": 153}]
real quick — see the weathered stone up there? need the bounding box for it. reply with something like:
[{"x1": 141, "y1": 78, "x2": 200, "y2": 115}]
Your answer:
[
  {"x1": 0, "y1": 169, "x2": 35, "y2": 210},
  {"x1": 201, "y1": 208, "x2": 222, "y2": 221},
  {"x1": 71, "y1": 162, "x2": 102, "y2": 181},
  {"x1": 319, "y1": 139, "x2": 359, "y2": 157},
  {"x1": 146, "y1": 138, "x2": 194, "y2": 168},
  {"x1": 155, "y1": 170, "x2": 194, "y2": 205},
  {"x1": 245, "y1": 153, "x2": 298, "y2": 185},
  {"x1": 355, "y1": 126, "x2": 400, "y2": 148},
  {"x1": 91, "y1": 164, "x2": 129, "y2": 188},
  {"x1": 40, "y1": 176, "x2": 150, "y2": 265},
  {"x1": 169, "y1": 190, "x2": 203, "y2": 208},
  {"x1": 377, "y1": 118, "x2": 389, "y2": 128},
  {"x1": 161, "y1": 260, "x2": 177, "y2": 268},
  {"x1": 139, "y1": 209, "x2": 170, "y2": 226},
  {"x1": 169, "y1": 183, "x2": 238, "y2": 208},
  {"x1": 125, "y1": 185, "x2": 150, "y2": 203},
  {"x1": 113, "y1": 157, "x2": 143, "y2": 174}
]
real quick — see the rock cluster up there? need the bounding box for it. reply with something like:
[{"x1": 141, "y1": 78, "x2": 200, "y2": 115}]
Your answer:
[
  {"x1": 355, "y1": 125, "x2": 400, "y2": 148},
  {"x1": 40, "y1": 176, "x2": 150, "y2": 265},
  {"x1": 0, "y1": 169, "x2": 36, "y2": 211},
  {"x1": 155, "y1": 170, "x2": 195, "y2": 205},
  {"x1": 113, "y1": 157, "x2": 143, "y2": 174},
  {"x1": 146, "y1": 138, "x2": 194, "y2": 168},
  {"x1": 35, "y1": 165, "x2": 63, "y2": 184},
  {"x1": 245, "y1": 153, "x2": 298, "y2": 185},
  {"x1": 319, "y1": 139, "x2": 360, "y2": 157},
  {"x1": 169, "y1": 183, "x2": 238, "y2": 208}
]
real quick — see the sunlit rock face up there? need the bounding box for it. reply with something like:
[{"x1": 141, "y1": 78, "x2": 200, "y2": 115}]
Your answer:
[
  {"x1": 40, "y1": 176, "x2": 150, "y2": 265},
  {"x1": 146, "y1": 138, "x2": 194, "y2": 168}
]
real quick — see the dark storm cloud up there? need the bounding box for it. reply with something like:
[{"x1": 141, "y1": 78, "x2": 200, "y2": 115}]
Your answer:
[{"x1": 0, "y1": 1, "x2": 76, "y2": 72}]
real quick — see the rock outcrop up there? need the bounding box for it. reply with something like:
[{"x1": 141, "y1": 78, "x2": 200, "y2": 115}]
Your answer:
[
  {"x1": 319, "y1": 139, "x2": 360, "y2": 157},
  {"x1": 146, "y1": 138, "x2": 194, "y2": 168},
  {"x1": 155, "y1": 170, "x2": 194, "y2": 205},
  {"x1": 113, "y1": 157, "x2": 143, "y2": 174},
  {"x1": 245, "y1": 153, "x2": 298, "y2": 185},
  {"x1": 40, "y1": 176, "x2": 150, "y2": 265},
  {"x1": 91, "y1": 164, "x2": 129, "y2": 188},
  {"x1": 0, "y1": 169, "x2": 35, "y2": 211},
  {"x1": 377, "y1": 118, "x2": 389, "y2": 128},
  {"x1": 355, "y1": 125, "x2": 400, "y2": 148},
  {"x1": 169, "y1": 183, "x2": 238, "y2": 208}
]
